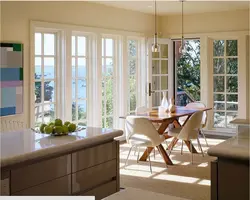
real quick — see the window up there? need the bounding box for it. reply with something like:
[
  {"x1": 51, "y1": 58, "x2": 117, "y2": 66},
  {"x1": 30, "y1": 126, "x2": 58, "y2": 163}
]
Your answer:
[
  {"x1": 102, "y1": 38, "x2": 116, "y2": 128},
  {"x1": 174, "y1": 39, "x2": 200, "y2": 106},
  {"x1": 71, "y1": 35, "x2": 88, "y2": 126},
  {"x1": 213, "y1": 40, "x2": 238, "y2": 128},
  {"x1": 34, "y1": 32, "x2": 57, "y2": 127},
  {"x1": 127, "y1": 39, "x2": 138, "y2": 114}
]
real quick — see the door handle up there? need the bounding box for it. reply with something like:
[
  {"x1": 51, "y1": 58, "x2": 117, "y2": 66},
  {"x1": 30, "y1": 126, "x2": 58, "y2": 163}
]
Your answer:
[{"x1": 149, "y1": 83, "x2": 155, "y2": 96}]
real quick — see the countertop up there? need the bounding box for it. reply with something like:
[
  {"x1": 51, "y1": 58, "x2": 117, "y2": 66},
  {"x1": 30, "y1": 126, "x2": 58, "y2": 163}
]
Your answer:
[
  {"x1": 230, "y1": 118, "x2": 250, "y2": 125},
  {"x1": 0, "y1": 127, "x2": 123, "y2": 168},
  {"x1": 207, "y1": 130, "x2": 249, "y2": 161}
]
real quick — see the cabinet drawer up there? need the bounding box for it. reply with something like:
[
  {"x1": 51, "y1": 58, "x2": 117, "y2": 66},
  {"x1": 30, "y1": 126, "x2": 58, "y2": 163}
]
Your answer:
[
  {"x1": 72, "y1": 159, "x2": 117, "y2": 194},
  {"x1": 12, "y1": 175, "x2": 71, "y2": 196},
  {"x1": 72, "y1": 141, "x2": 117, "y2": 172},
  {"x1": 82, "y1": 180, "x2": 117, "y2": 200},
  {"x1": 11, "y1": 154, "x2": 71, "y2": 193}
]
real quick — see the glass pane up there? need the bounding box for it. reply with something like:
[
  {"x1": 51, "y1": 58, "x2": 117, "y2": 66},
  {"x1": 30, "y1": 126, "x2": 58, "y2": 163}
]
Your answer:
[
  {"x1": 213, "y1": 58, "x2": 224, "y2": 74},
  {"x1": 214, "y1": 112, "x2": 225, "y2": 128},
  {"x1": 102, "y1": 118, "x2": 105, "y2": 128},
  {"x1": 129, "y1": 76, "x2": 136, "y2": 112},
  {"x1": 35, "y1": 57, "x2": 42, "y2": 79},
  {"x1": 128, "y1": 40, "x2": 137, "y2": 57},
  {"x1": 226, "y1": 58, "x2": 238, "y2": 74},
  {"x1": 78, "y1": 79, "x2": 87, "y2": 99},
  {"x1": 72, "y1": 102, "x2": 76, "y2": 121},
  {"x1": 214, "y1": 102, "x2": 225, "y2": 110},
  {"x1": 161, "y1": 76, "x2": 168, "y2": 90},
  {"x1": 161, "y1": 60, "x2": 168, "y2": 74},
  {"x1": 106, "y1": 78, "x2": 114, "y2": 115},
  {"x1": 35, "y1": 82, "x2": 41, "y2": 103},
  {"x1": 35, "y1": 105, "x2": 43, "y2": 127},
  {"x1": 226, "y1": 76, "x2": 238, "y2": 93},
  {"x1": 44, "y1": 81, "x2": 55, "y2": 102},
  {"x1": 213, "y1": 76, "x2": 224, "y2": 92},
  {"x1": 77, "y1": 36, "x2": 86, "y2": 56},
  {"x1": 152, "y1": 52, "x2": 159, "y2": 58},
  {"x1": 72, "y1": 80, "x2": 76, "y2": 99},
  {"x1": 226, "y1": 94, "x2": 238, "y2": 111},
  {"x1": 226, "y1": 40, "x2": 237, "y2": 56},
  {"x1": 44, "y1": 57, "x2": 55, "y2": 79},
  {"x1": 102, "y1": 99, "x2": 105, "y2": 116},
  {"x1": 35, "y1": 33, "x2": 42, "y2": 55},
  {"x1": 213, "y1": 40, "x2": 224, "y2": 56},
  {"x1": 72, "y1": 58, "x2": 76, "y2": 78},
  {"x1": 214, "y1": 94, "x2": 225, "y2": 110},
  {"x1": 152, "y1": 92, "x2": 161, "y2": 107},
  {"x1": 106, "y1": 58, "x2": 113, "y2": 76},
  {"x1": 106, "y1": 117, "x2": 113, "y2": 128},
  {"x1": 44, "y1": 104, "x2": 55, "y2": 124},
  {"x1": 129, "y1": 60, "x2": 136, "y2": 76},
  {"x1": 78, "y1": 100, "x2": 87, "y2": 120},
  {"x1": 72, "y1": 36, "x2": 76, "y2": 56},
  {"x1": 44, "y1": 34, "x2": 55, "y2": 56},
  {"x1": 161, "y1": 44, "x2": 168, "y2": 58},
  {"x1": 78, "y1": 58, "x2": 86, "y2": 77},
  {"x1": 152, "y1": 60, "x2": 160, "y2": 74},
  {"x1": 105, "y1": 39, "x2": 113, "y2": 56},
  {"x1": 152, "y1": 76, "x2": 160, "y2": 90},
  {"x1": 226, "y1": 112, "x2": 237, "y2": 128},
  {"x1": 130, "y1": 93, "x2": 136, "y2": 112}
]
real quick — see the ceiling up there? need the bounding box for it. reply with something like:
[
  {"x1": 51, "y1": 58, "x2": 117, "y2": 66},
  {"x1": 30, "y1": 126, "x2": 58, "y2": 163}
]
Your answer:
[{"x1": 95, "y1": 1, "x2": 249, "y2": 16}]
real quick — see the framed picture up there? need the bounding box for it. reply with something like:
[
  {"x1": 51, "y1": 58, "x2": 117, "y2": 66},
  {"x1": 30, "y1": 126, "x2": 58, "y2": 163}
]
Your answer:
[{"x1": 0, "y1": 43, "x2": 23, "y2": 116}]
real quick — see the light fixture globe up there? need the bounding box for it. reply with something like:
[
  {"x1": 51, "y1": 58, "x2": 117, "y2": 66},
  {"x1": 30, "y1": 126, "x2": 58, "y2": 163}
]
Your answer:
[{"x1": 152, "y1": 33, "x2": 160, "y2": 52}]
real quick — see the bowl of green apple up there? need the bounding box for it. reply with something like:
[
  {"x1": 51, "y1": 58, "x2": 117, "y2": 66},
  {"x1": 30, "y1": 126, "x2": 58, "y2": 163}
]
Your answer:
[{"x1": 38, "y1": 119, "x2": 83, "y2": 136}]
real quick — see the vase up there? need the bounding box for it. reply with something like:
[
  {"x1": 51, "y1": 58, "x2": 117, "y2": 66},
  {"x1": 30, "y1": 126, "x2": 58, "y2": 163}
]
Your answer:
[
  {"x1": 168, "y1": 97, "x2": 176, "y2": 113},
  {"x1": 161, "y1": 91, "x2": 169, "y2": 112}
]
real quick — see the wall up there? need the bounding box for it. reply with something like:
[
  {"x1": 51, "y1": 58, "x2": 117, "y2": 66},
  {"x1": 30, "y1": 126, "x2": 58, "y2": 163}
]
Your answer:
[
  {"x1": 0, "y1": 1, "x2": 155, "y2": 127},
  {"x1": 160, "y1": 9, "x2": 249, "y2": 37}
]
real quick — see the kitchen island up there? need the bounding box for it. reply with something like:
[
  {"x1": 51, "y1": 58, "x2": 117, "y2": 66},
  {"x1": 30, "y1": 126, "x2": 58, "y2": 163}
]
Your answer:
[
  {"x1": 208, "y1": 129, "x2": 249, "y2": 200},
  {"x1": 0, "y1": 127, "x2": 123, "y2": 198}
]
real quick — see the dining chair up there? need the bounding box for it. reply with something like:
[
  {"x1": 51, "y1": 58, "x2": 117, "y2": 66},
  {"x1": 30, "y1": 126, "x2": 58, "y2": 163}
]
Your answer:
[
  {"x1": 168, "y1": 111, "x2": 204, "y2": 164},
  {"x1": 185, "y1": 102, "x2": 209, "y2": 147},
  {"x1": 125, "y1": 116, "x2": 165, "y2": 173}
]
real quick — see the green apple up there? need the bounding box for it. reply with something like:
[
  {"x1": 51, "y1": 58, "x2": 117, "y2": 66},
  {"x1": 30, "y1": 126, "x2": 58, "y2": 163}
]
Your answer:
[
  {"x1": 62, "y1": 125, "x2": 68, "y2": 133},
  {"x1": 64, "y1": 121, "x2": 71, "y2": 126},
  {"x1": 44, "y1": 126, "x2": 53, "y2": 134},
  {"x1": 54, "y1": 126, "x2": 63, "y2": 134},
  {"x1": 48, "y1": 122, "x2": 54, "y2": 126},
  {"x1": 55, "y1": 119, "x2": 63, "y2": 126},
  {"x1": 68, "y1": 123, "x2": 76, "y2": 132},
  {"x1": 40, "y1": 124, "x2": 47, "y2": 133}
]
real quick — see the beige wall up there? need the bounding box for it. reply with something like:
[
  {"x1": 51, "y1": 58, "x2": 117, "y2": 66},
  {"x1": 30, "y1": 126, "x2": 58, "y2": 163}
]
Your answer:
[
  {"x1": 0, "y1": 1, "x2": 155, "y2": 127},
  {"x1": 161, "y1": 9, "x2": 249, "y2": 37}
]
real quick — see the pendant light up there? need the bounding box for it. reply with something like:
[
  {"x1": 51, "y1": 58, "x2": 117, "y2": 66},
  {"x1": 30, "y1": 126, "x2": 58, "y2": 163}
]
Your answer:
[
  {"x1": 152, "y1": 0, "x2": 160, "y2": 52},
  {"x1": 179, "y1": 0, "x2": 185, "y2": 54}
]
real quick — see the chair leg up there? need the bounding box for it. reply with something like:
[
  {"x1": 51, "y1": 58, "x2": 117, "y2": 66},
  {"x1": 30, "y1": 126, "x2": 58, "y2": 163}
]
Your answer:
[
  {"x1": 197, "y1": 138, "x2": 204, "y2": 157},
  {"x1": 125, "y1": 146, "x2": 133, "y2": 167},
  {"x1": 190, "y1": 140, "x2": 193, "y2": 164},
  {"x1": 147, "y1": 148, "x2": 152, "y2": 173},
  {"x1": 134, "y1": 146, "x2": 137, "y2": 155},
  {"x1": 154, "y1": 148, "x2": 156, "y2": 159},
  {"x1": 200, "y1": 129, "x2": 208, "y2": 147},
  {"x1": 181, "y1": 140, "x2": 183, "y2": 155},
  {"x1": 137, "y1": 146, "x2": 140, "y2": 163}
]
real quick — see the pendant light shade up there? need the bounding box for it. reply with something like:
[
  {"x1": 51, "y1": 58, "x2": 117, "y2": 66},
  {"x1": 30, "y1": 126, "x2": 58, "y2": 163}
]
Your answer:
[
  {"x1": 152, "y1": 0, "x2": 160, "y2": 52},
  {"x1": 179, "y1": 0, "x2": 185, "y2": 54}
]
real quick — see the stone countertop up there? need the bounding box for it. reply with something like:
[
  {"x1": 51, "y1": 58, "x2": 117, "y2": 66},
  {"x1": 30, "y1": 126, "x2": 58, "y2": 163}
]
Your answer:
[
  {"x1": 0, "y1": 127, "x2": 123, "y2": 168},
  {"x1": 207, "y1": 130, "x2": 249, "y2": 161}
]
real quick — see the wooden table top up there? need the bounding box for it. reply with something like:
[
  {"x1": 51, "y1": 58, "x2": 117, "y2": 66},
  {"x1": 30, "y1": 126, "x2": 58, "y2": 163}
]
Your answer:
[{"x1": 120, "y1": 106, "x2": 212, "y2": 122}]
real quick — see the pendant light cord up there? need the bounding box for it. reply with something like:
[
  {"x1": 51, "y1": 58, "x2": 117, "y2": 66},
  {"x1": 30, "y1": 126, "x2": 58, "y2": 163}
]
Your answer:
[{"x1": 155, "y1": 0, "x2": 157, "y2": 36}]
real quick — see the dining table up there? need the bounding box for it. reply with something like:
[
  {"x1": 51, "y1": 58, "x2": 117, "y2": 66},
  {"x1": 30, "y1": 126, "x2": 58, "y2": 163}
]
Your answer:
[{"x1": 120, "y1": 106, "x2": 212, "y2": 166}]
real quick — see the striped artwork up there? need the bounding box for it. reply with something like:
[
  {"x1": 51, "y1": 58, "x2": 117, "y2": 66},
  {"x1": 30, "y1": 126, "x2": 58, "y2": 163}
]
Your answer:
[{"x1": 0, "y1": 43, "x2": 23, "y2": 116}]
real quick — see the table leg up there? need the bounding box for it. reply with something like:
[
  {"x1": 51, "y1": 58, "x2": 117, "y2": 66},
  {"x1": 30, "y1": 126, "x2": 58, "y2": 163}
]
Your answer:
[
  {"x1": 156, "y1": 144, "x2": 173, "y2": 165},
  {"x1": 139, "y1": 147, "x2": 154, "y2": 161},
  {"x1": 184, "y1": 140, "x2": 198, "y2": 153},
  {"x1": 167, "y1": 137, "x2": 179, "y2": 150}
]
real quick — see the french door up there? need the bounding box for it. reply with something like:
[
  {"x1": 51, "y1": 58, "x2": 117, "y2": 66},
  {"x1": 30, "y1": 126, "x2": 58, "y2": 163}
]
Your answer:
[{"x1": 147, "y1": 38, "x2": 173, "y2": 109}]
